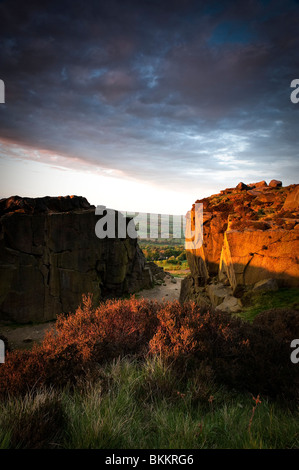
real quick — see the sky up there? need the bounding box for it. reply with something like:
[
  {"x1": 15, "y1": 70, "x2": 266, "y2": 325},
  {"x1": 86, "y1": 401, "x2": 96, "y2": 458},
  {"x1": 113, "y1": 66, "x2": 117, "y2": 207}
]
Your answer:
[{"x1": 0, "y1": 0, "x2": 298, "y2": 215}]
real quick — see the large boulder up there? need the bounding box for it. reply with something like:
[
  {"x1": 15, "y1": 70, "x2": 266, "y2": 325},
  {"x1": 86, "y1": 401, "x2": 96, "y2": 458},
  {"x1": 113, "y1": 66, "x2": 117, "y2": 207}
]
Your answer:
[
  {"x1": 283, "y1": 185, "x2": 299, "y2": 211},
  {"x1": 0, "y1": 196, "x2": 151, "y2": 323},
  {"x1": 206, "y1": 283, "x2": 232, "y2": 307},
  {"x1": 182, "y1": 183, "x2": 299, "y2": 302},
  {"x1": 269, "y1": 179, "x2": 282, "y2": 188},
  {"x1": 236, "y1": 182, "x2": 249, "y2": 191},
  {"x1": 215, "y1": 295, "x2": 242, "y2": 313},
  {"x1": 219, "y1": 229, "x2": 298, "y2": 292},
  {"x1": 253, "y1": 180, "x2": 268, "y2": 188}
]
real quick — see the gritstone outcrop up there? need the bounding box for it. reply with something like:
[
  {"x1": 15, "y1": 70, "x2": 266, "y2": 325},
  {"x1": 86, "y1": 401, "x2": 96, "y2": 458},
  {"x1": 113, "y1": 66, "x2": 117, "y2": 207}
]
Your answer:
[
  {"x1": 0, "y1": 196, "x2": 152, "y2": 323},
  {"x1": 181, "y1": 182, "x2": 299, "y2": 305}
]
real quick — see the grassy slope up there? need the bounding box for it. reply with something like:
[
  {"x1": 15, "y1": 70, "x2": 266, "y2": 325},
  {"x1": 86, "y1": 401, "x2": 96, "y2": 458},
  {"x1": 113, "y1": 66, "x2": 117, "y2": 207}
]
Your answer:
[
  {"x1": 1, "y1": 282, "x2": 298, "y2": 449},
  {"x1": 1, "y1": 357, "x2": 298, "y2": 449},
  {"x1": 237, "y1": 288, "x2": 299, "y2": 322}
]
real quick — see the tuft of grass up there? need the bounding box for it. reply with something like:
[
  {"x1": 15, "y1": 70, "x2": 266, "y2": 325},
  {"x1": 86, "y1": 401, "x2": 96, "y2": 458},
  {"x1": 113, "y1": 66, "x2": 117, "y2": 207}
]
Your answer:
[
  {"x1": 0, "y1": 357, "x2": 298, "y2": 449},
  {"x1": 1, "y1": 295, "x2": 298, "y2": 449},
  {"x1": 0, "y1": 389, "x2": 65, "y2": 448},
  {"x1": 58, "y1": 357, "x2": 299, "y2": 449},
  {"x1": 237, "y1": 288, "x2": 299, "y2": 322}
]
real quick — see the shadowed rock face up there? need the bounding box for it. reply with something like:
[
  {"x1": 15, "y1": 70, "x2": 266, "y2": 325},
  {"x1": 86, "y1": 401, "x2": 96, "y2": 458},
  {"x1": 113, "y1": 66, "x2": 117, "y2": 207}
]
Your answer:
[
  {"x1": 182, "y1": 182, "x2": 299, "y2": 302},
  {"x1": 0, "y1": 196, "x2": 151, "y2": 323}
]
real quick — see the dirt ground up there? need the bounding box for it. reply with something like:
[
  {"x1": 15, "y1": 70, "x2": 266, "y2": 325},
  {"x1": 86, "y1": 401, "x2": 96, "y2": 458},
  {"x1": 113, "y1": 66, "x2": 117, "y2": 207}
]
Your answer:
[
  {"x1": 0, "y1": 275, "x2": 182, "y2": 351},
  {"x1": 136, "y1": 273, "x2": 182, "y2": 302},
  {"x1": 0, "y1": 322, "x2": 56, "y2": 351}
]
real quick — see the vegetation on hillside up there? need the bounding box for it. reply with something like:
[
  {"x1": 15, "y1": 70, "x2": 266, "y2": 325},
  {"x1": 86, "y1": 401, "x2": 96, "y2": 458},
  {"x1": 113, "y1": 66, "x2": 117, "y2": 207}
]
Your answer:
[
  {"x1": 1, "y1": 356, "x2": 298, "y2": 449},
  {"x1": 139, "y1": 242, "x2": 189, "y2": 274},
  {"x1": 0, "y1": 295, "x2": 298, "y2": 449},
  {"x1": 236, "y1": 288, "x2": 299, "y2": 322},
  {"x1": 139, "y1": 242, "x2": 186, "y2": 262}
]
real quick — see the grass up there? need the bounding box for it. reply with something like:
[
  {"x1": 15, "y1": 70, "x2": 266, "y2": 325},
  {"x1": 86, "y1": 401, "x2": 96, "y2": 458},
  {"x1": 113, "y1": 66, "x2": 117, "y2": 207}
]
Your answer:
[
  {"x1": 236, "y1": 288, "x2": 299, "y2": 322},
  {"x1": 0, "y1": 389, "x2": 65, "y2": 449},
  {"x1": 155, "y1": 260, "x2": 190, "y2": 277},
  {"x1": 171, "y1": 271, "x2": 188, "y2": 278},
  {"x1": 0, "y1": 357, "x2": 298, "y2": 449},
  {"x1": 1, "y1": 295, "x2": 298, "y2": 449}
]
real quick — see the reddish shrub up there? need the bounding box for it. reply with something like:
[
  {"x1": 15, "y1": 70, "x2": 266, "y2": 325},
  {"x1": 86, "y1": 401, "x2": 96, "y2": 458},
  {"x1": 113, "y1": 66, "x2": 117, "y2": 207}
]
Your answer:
[
  {"x1": 0, "y1": 295, "x2": 160, "y2": 397},
  {"x1": 149, "y1": 301, "x2": 232, "y2": 362},
  {"x1": 0, "y1": 296, "x2": 297, "y2": 400},
  {"x1": 0, "y1": 349, "x2": 48, "y2": 397},
  {"x1": 42, "y1": 294, "x2": 160, "y2": 361},
  {"x1": 149, "y1": 301, "x2": 298, "y2": 399}
]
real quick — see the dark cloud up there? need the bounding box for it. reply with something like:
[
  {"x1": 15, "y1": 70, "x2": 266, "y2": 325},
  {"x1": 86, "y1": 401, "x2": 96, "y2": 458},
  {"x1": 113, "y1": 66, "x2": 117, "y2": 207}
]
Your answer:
[{"x1": 0, "y1": 0, "x2": 298, "y2": 195}]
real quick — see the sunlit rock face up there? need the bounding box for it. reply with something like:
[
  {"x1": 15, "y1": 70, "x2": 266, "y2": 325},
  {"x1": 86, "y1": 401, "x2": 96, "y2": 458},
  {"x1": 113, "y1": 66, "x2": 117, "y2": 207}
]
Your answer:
[
  {"x1": 182, "y1": 182, "x2": 299, "y2": 302},
  {"x1": 0, "y1": 196, "x2": 150, "y2": 323}
]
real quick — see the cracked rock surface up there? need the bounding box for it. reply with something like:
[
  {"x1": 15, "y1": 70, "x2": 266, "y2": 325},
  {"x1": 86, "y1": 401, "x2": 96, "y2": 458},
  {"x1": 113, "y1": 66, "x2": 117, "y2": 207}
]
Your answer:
[
  {"x1": 0, "y1": 196, "x2": 152, "y2": 323},
  {"x1": 181, "y1": 182, "x2": 299, "y2": 306}
]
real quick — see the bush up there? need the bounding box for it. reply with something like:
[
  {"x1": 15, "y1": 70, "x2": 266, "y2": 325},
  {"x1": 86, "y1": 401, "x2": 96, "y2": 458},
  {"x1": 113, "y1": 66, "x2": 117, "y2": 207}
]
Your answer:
[
  {"x1": 0, "y1": 349, "x2": 47, "y2": 397},
  {"x1": 253, "y1": 308, "x2": 299, "y2": 343},
  {"x1": 42, "y1": 294, "x2": 160, "y2": 362},
  {"x1": 149, "y1": 301, "x2": 298, "y2": 400},
  {"x1": 0, "y1": 296, "x2": 160, "y2": 397},
  {"x1": 0, "y1": 297, "x2": 298, "y2": 401}
]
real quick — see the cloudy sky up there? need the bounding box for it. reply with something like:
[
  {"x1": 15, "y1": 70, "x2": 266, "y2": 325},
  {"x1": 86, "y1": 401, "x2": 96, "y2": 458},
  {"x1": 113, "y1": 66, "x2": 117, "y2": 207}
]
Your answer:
[{"x1": 0, "y1": 0, "x2": 298, "y2": 214}]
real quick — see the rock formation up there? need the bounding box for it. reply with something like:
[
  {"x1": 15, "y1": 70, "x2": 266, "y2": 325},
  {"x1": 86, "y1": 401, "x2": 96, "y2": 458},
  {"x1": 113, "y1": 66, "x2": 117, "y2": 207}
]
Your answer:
[
  {"x1": 0, "y1": 196, "x2": 153, "y2": 323},
  {"x1": 181, "y1": 182, "x2": 299, "y2": 308}
]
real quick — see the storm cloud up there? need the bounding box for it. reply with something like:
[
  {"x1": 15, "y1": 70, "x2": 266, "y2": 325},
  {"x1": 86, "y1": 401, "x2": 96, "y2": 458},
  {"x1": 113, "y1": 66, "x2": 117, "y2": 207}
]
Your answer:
[{"x1": 0, "y1": 0, "x2": 298, "y2": 207}]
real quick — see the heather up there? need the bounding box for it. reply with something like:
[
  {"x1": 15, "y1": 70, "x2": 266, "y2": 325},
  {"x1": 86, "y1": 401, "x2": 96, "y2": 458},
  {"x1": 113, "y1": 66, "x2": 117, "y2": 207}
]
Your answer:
[{"x1": 0, "y1": 295, "x2": 298, "y2": 449}]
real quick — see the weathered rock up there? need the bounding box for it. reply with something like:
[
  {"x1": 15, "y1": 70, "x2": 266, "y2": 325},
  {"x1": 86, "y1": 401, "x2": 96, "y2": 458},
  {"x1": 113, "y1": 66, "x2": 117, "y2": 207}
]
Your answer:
[
  {"x1": 253, "y1": 278, "x2": 279, "y2": 292},
  {"x1": 186, "y1": 210, "x2": 228, "y2": 282},
  {"x1": 283, "y1": 185, "x2": 299, "y2": 211},
  {"x1": 181, "y1": 183, "x2": 299, "y2": 304},
  {"x1": 236, "y1": 182, "x2": 249, "y2": 191},
  {"x1": 141, "y1": 266, "x2": 154, "y2": 289},
  {"x1": 146, "y1": 261, "x2": 168, "y2": 283},
  {"x1": 254, "y1": 181, "x2": 268, "y2": 188},
  {"x1": 269, "y1": 179, "x2": 282, "y2": 188},
  {"x1": 0, "y1": 196, "x2": 151, "y2": 323},
  {"x1": 207, "y1": 283, "x2": 233, "y2": 307},
  {"x1": 219, "y1": 229, "x2": 298, "y2": 291},
  {"x1": 215, "y1": 295, "x2": 242, "y2": 313},
  {"x1": 179, "y1": 275, "x2": 195, "y2": 303},
  {"x1": 179, "y1": 274, "x2": 210, "y2": 308}
]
